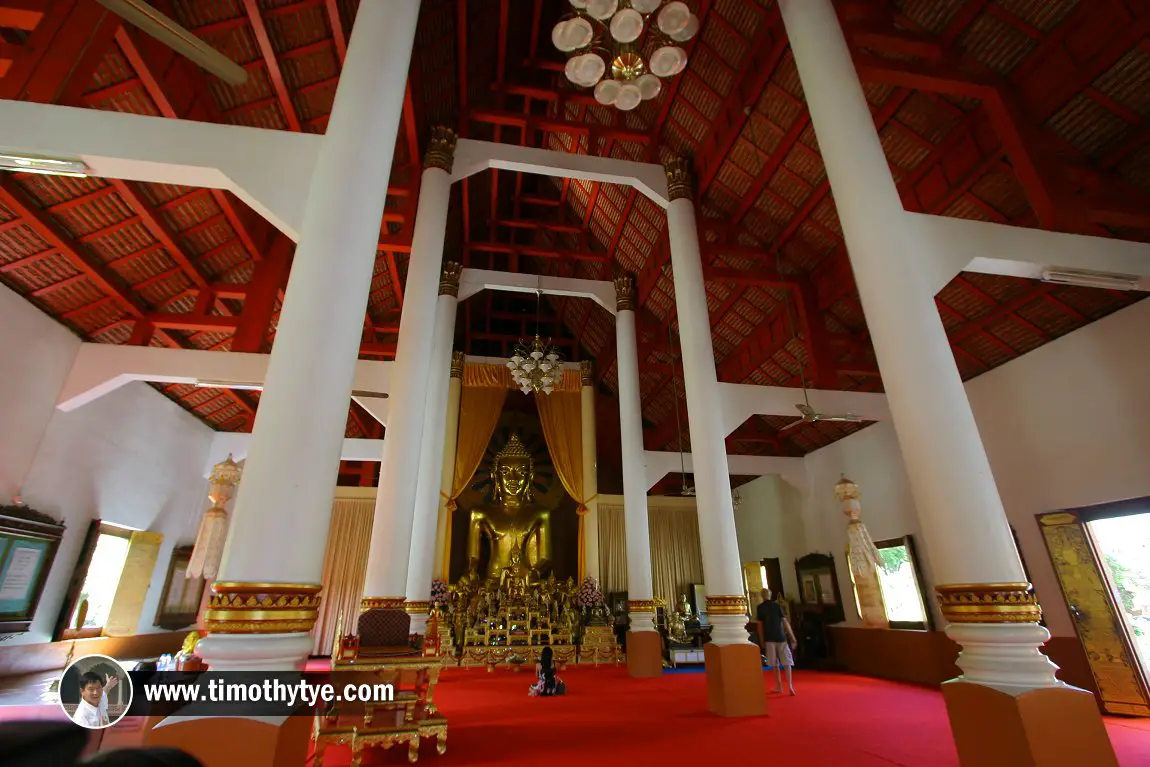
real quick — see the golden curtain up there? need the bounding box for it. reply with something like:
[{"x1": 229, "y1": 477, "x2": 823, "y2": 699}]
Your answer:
[
  {"x1": 649, "y1": 505, "x2": 705, "y2": 608},
  {"x1": 596, "y1": 503, "x2": 628, "y2": 596},
  {"x1": 441, "y1": 365, "x2": 510, "y2": 568},
  {"x1": 535, "y1": 387, "x2": 591, "y2": 578},
  {"x1": 592, "y1": 500, "x2": 705, "y2": 608},
  {"x1": 312, "y1": 497, "x2": 374, "y2": 655}
]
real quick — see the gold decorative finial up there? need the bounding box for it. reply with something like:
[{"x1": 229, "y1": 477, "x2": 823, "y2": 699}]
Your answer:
[
  {"x1": 834, "y1": 474, "x2": 860, "y2": 501},
  {"x1": 613, "y1": 274, "x2": 636, "y2": 311},
  {"x1": 425, "y1": 126, "x2": 458, "y2": 172},
  {"x1": 580, "y1": 360, "x2": 594, "y2": 386},
  {"x1": 210, "y1": 454, "x2": 242, "y2": 486},
  {"x1": 664, "y1": 156, "x2": 693, "y2": 202},
  {"x1": 494, "y1": 433, "x2": 532, "y2": 464},
  {"x1": 439, "y1": 261, "x2": 462, "y2": 297},
  {"x1": 450, "y1": 350, "x2": 465, "y2": 378}
]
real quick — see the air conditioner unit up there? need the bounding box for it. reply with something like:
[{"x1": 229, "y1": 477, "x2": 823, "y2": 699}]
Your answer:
[
  {"x1": 1040, "y1": 267, "x2": 1140, "y2": 291},
  {"x1": 194, "y1": 380, "x2": 263, "y2": 391},
  {"x1": 0, "y1": 153, "x2": 89, "y2": 178}
]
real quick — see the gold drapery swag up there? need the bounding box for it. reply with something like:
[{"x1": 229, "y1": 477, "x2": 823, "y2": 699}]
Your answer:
[
  {"x1": 534, "y1": 382, "x2": 595, "y2": 579},
  {"x1": 440, "y1": 364, "x2": 510, "y2": 571}
]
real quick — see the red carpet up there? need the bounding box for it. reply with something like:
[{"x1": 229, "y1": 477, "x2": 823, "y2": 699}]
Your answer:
[
  {"x1": 316, "y1": 666, "x2": 1150, "y2": 767},
  {"x1": 3, "y1": 668, "x2": 1148, "y2": 765}
]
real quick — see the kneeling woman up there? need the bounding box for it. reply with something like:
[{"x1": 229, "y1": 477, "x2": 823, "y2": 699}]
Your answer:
[{"x1": 528, "y1": 647, "x2": 565, "y2": 697}]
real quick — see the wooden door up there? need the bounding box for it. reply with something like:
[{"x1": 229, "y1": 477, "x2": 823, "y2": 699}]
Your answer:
[{"x1": 1038, "y1": 511, "x2": 1150, "y2": 716}]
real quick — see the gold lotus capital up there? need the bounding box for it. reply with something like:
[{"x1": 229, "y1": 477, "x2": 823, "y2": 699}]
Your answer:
[
  {"x1": 664, "y1": 156, "x2": 693, "y2": 202},
  {"x1": 440, "y1": 261, "x2": 462, "y2": 297},
  {"x1": 425, "y1": 126, "x2": 458, "y2": 172},
  {"x1": 613, "y1": 273, "x2": 636, "y2": 311}
]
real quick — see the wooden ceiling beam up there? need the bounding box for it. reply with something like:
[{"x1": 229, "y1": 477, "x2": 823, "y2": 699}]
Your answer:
[
  {"x1": 241, "y1": 0, "x2": 302, "y2": 132},
  {"x1": 0, "y1": 1, "x2": 45, "y2": 31},
  {"x1": 851, "y1": 10, "x2": 1150, "y2": 235},
  {"x1": 0, "y1": 177, "x2": 154, "y2": 322},
  {"x1": 466, "y1": 109, "x2": 651, "y2": 145}
]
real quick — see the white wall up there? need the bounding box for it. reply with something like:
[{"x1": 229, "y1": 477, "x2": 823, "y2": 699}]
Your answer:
[
  {"x1": 0, "y1": 283, "x2": 213, "y2": 644},
  {"x1": 0, "y1": 283, "x2": 81, "y2": 500},
  {"x1": 733, "y1": 475, "x2": 805, "y2": 600},
  {"x1": 734, "y1": 298, "x2": 1150, "y2": 638}
]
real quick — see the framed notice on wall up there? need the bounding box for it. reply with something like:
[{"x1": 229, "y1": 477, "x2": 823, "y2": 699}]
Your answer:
[{"x1": 0, "y1": 506, "x2": 66, "y2": 635}]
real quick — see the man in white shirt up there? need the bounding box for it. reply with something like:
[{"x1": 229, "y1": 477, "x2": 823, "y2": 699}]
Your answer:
[{"x1": 71, "y1": 670, "x2": 118, "y2": 728}]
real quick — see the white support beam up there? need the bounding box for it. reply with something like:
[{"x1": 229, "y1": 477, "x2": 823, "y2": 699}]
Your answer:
[
  {"x1": 56, "y1": 344, "x2": 391, "y2": 411},
  {"x1": 0, "y1": 100, "x2": 318, "y2": 239},
  {"x1": 909, "y1": 212, "x2": 1150, "y2": 294},
  {"x1": 458, "y1": 268, "x2": 616, "y2": 314},
  {"x1": 452, "y1": 138, "x2": 669, "y2": 208},
  {"x1": 717, "y1": 383, "x2": 890, "y2": 437},
  {"x1": 352, "y1": 395, "x2": 389, "y2": 427},
  {"x1": 205, "y1": 433, "x2": 384, "y2": 476},
  {"x1": 644, "y1": 451, "x2": 804, "y2": 491}
]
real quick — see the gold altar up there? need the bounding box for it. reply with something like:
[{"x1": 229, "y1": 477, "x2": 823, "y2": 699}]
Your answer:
[{"x1": 449, "y1": 573, "x2": 582, "y2": 669}]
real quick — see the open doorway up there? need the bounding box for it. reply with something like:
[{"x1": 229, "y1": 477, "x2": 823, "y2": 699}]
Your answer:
[
  {"x1": 1039, "y1": 503, "x2": 1150, "y2": 717},
  {"x1": 1087, "y1": 512, "x2": 1150, "y2": 688}
]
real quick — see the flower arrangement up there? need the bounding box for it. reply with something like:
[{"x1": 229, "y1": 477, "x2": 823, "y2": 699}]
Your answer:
[
  {"x1": 430, "y1": 578, "x2": 449, "y2": 608},
  {"x1": 576, "y1": 576, "x2": 603, "y2": 608}
]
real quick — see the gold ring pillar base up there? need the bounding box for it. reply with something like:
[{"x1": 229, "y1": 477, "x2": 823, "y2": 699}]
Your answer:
[
  {"x1": 203, "y1": 583, "x2": 322, "y2": 634},
  {"x1": 942, "y1": 681, "x2": 1119, "y2": 767}
]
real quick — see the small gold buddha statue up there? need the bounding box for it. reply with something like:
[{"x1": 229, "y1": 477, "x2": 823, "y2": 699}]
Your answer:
[
  {"x1": 677, "y1": 593, "x2": 693, "y2": 619},
  {"x1": 467, "y1": 433, "x2": 554, "y2": 584}
]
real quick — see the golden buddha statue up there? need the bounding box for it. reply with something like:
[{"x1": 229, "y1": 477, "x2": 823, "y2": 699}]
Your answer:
[
  {"x1": 677, "y1": 593, "x2": 693, "y2": 619},
  {"x1": 467, "y1": 433, "x2": 553, "y2": 585}
]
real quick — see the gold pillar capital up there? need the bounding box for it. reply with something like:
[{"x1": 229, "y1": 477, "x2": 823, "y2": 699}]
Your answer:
[
  {"x1": 935, "y1": 583, "x2": 1043, "y2": 623},
  {"x1": 664, "y1": 156, "x2": 694, "y2": 202},
  {"x1": 424, "y1": 126, "x2": 458, "y2": 172},
  {"x1": 580, "y1": 360, "x2": 594, "y2": 386},
  {"x1": 613, "y1": 273, "x2": 636, "y2": 311},
  {"x1": 450, "y1": 350, "x2": 465, "y2": 378},
  {"x1": 439, "y1": 261, "x2": 462, "y2": 297}
]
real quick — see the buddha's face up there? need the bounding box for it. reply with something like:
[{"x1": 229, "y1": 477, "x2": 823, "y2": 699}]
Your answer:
[{"x1": 496, "y1": 457, "x2": 531, "y2": 501}]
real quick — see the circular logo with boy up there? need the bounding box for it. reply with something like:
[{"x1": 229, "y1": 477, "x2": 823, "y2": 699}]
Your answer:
[{"x1": 58, "y1": 654, "x2": 133, "y2": 729}]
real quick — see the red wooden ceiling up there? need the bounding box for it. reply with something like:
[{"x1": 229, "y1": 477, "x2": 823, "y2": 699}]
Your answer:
[{"x1": 0, "y1": 0, "x2": 1146, "y2": 469}]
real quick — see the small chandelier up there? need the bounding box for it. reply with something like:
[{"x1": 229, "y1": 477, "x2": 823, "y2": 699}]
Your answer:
[
  {"x1": 507, "y1": 290, "x2": 564, "y2": 395},
  {"x1": 553, "y1": 0, "x2": 699, "y2": 111}
]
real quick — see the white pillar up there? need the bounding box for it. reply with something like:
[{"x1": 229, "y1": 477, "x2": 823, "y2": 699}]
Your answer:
[
  {"x1": 613, "y1": 276, "x2": 655, "y2": 631},
  {"x1": 404, "y1": 263, "x2": 461, "y2": 634},
  {"x1": 362, "y1": 130, "x2": 456, "y2": 607},
  {"x1": 196, "y1": 0, "x2": 420, "y2": 671},
  {"x1": 662, "y1": 167, "x2": 752, "y2": 647},
  {"x1": 579, "y1": 361, "x2": 601, "y2": 581},
  {"x1": 434, "y1": 352, "x2": 464, "y2": 580},
  {"x1": 779, "y1": 0, "x2": 1056, "y2": 690}
]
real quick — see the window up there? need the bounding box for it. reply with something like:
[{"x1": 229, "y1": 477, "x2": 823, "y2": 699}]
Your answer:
[
  {"x1": 875, "y1": 535, "x2": 932, "y2": 631},
  {"x1": 59, "y1": 523, "x2": 133, "y2": 640}
]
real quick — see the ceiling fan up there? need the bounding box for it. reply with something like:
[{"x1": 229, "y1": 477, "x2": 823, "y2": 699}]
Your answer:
[
  {"x1": 94, "y1": 0, "x2": 249, "y2": 86},
  {"x1": 778, "y1": 389, "x2": 862, "y2": 432}
]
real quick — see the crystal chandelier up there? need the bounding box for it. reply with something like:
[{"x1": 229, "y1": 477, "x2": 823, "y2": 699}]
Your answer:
[
  {"x1": 552, "y1": 0, "x2": 700, "y2": 111},
  {"x1": 507, "y1": 290, "x2": 564, "y2": 394}
]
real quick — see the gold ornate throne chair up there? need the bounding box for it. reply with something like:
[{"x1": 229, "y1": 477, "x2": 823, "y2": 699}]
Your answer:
[{"x1": 337, "y1": 608, "x2": 419, "y2": 662}]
